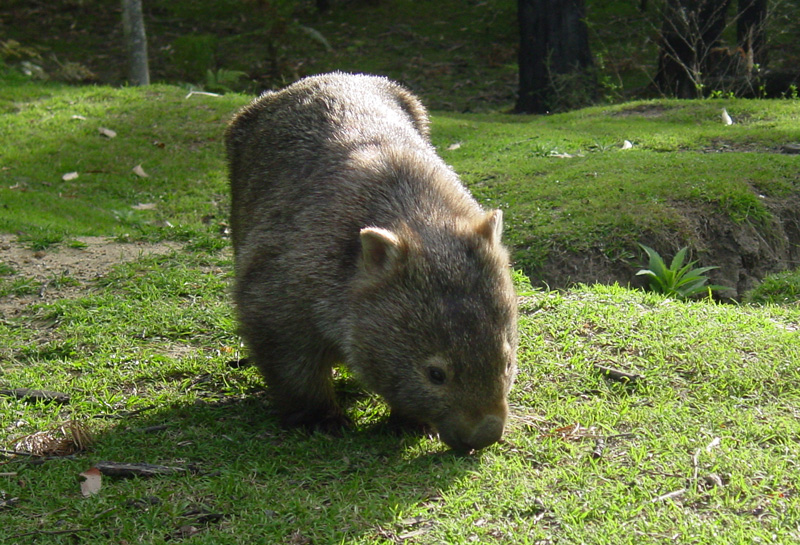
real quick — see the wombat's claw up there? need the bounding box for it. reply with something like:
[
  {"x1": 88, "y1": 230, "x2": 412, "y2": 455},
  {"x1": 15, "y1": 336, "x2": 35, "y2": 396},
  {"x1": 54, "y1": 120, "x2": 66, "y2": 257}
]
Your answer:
[{"x1": 282, "y1": 408, "x2": 353, "y2": 436}]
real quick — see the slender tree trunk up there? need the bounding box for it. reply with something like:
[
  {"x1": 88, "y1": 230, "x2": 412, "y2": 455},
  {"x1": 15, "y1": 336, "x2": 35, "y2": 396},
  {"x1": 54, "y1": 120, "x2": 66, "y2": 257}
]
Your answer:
[
  {"x1": 737, "y1": 0, "x2": 767, "y2": 69},
  {"x1": 122, "y1": 0, "x2": 150, "y2": 86},
  {"x1": 515, "y1": 0, "x2": 595, "y2": 114}
]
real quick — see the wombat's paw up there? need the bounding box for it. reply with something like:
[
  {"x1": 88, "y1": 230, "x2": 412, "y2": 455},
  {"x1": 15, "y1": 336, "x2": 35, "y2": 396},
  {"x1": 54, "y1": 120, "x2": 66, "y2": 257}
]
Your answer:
[{"x1": 281, "y1": 407, "x2": 353, "y2": 436}]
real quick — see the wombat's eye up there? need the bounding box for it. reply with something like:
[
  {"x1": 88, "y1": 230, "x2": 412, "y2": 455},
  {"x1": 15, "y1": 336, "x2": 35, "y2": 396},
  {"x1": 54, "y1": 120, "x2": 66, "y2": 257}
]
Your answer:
[{"x1": 427, "y1": 366, "x2": 446, "y2": 385}]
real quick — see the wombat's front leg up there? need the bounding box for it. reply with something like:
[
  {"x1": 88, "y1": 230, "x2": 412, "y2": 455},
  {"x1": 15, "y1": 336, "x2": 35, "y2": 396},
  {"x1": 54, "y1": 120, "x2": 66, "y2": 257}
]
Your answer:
[
  {"x1": 385, "y1": 411, "x2": 434, "y2": 437},
  {"x1": 253, "y1": 349, "x2": 352, "y2": 433}
]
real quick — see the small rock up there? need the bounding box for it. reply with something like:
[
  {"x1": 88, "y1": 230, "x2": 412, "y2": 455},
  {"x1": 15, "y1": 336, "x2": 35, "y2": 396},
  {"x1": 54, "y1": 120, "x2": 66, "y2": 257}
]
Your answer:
[{"x1": 780, "y1": 143, "x2": 800, "y2": 154}]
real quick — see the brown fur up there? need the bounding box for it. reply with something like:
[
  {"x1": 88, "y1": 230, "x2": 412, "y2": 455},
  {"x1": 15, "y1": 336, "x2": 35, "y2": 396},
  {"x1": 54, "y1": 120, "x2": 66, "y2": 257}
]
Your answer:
[{"x1": 225, "y1": 72, "x2": 518, "y2": 451}]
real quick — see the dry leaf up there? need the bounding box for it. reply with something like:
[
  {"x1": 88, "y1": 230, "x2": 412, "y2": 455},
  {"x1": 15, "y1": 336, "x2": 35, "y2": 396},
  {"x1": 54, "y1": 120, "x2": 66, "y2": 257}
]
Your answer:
[
  {"x1": 79, "y1": 467, "x2": 102, "y2": 497},
  {"x1": 71, "y1": 115, "x2": 87, "y2": 121},
  {"x1": 62, "y1": 172, "x2": 79, "y2": 181},
  {"x1": 132, "y1": 203, "x2": 157, "y2": 210},
  {"x1": 132, "y1": 164, "x2": 149, "y2": 178},
  {"x1": 446, "y1": 142, "x2": 462, "y2": 151},
  {"x1": 98, "y1": 127, "x2": 117, "y2": 138},
  {"x1": 721, "y1": 108, "x2": 733, "y2": 125}
]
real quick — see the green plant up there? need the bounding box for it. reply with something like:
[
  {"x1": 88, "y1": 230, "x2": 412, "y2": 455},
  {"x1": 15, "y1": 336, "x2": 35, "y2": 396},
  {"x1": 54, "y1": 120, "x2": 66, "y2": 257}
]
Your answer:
[
  {"x1": 744, "y1": 268, "x2": 800, "y2": 305},
  {"x1": 0, "y1": 276, "x2": 40, "y2": 297},
  {"x1": 21, "y1": 232, "x2": 63, "y2": 251},
  {"x1": 636, "y1": 244, "x2": 724, "y2": 299},
  {"x1": 708, "y1": 89, "x2": 735, "y2": 99},
  {"x1": 204, "y1": 68, "x2": 248, "y2": 93}
]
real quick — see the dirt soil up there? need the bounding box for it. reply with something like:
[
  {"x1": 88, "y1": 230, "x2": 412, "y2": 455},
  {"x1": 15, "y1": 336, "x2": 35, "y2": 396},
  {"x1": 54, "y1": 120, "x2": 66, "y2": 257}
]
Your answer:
[{"x1": 0, "y1": 235, "x2": 179, "y2": 319}]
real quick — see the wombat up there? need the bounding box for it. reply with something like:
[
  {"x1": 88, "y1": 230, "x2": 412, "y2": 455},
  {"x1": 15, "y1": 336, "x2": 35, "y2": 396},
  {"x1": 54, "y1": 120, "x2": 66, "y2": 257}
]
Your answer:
[{"x1": 225, "y1": 72, "x2": 518, "y2": 451}]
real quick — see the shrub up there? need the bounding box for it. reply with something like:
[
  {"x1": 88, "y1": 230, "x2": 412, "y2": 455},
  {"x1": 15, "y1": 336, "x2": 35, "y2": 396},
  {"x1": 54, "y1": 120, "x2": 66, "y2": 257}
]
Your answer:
[{"x1": 636, "y1": 244, "x2": 724, "y2": 299}]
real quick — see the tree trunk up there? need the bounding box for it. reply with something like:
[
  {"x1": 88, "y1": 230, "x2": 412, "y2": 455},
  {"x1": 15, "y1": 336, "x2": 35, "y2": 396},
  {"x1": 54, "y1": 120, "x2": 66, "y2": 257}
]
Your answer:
[
  {"x1": 122, "y1": 0, "x2": 150, "y2": 86},
  {"x1": 515, "y1": 0, "x2": 595, "y2": 114},
  {"x1": 654, "y1": 0, "x2": 731, "y2": 98},
  {"x1": 737, "y1": 0, "x2": 767, "y2": 69}
]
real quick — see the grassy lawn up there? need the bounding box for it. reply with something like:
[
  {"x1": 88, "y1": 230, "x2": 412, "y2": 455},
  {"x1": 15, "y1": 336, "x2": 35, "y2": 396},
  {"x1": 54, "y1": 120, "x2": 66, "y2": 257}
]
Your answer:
[
  {"x1": 2, "y1": 75, "x2": 800, "y2": 543},
  {"x1": 1, "y1": 256, "x2": 798, "y2": 543},
  {"x1": 3, "y1": 75, "x2": 799, "y2": 285}
]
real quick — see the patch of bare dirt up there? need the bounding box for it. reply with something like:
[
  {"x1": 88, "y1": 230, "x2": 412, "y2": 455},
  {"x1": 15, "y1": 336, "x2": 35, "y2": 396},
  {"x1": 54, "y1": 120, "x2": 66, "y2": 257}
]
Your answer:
[
  {"x1": 0, "y1": 235, "x2": 180, "y2": 319},
  {"x1": 611, "y1": 103, "x2": 669, "y2": 118}
]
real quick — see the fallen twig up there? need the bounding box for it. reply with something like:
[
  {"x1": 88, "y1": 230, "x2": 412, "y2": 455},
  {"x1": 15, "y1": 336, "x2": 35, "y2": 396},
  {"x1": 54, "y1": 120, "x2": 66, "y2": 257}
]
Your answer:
[
  {"x1": 0, "y1": 496, "x2": 20, "y2": 509},
  {"x1": 651, "y1": 488, "x2": 686, "y2": 503},
  {"x1": 0, "y1": 448, "x2": 44, "y2": 457},
  {"x1": 93, "y1": 405, "x2": 156, "y2": 419},
  {"x1": 1, "y1": 449, "x2": 78, "y2": 463},
  {"x1": 95, "y1": 461, "x2": 188, "y2": 478},
  {"x1": 185, "y1": 90, "x2": 221, "y2": 99},
  {"x1": 0, "y1": 388, "x2": 70, "y2": 404},
  {"x1": 594, "y1": 364, "x2": 643, "y2": 383},
  {"x1": 9, "y1": 528, "x2": 90, "y2": 539},
  {"x1": 591, "y1": 437, "x2": 606, "y2": 459},
  {"x1": 605, "y1": 432, "x2": 637, "y2": 441},
  {"x1": 134, "y1": 424, "x2": 171, "y2": 434}
]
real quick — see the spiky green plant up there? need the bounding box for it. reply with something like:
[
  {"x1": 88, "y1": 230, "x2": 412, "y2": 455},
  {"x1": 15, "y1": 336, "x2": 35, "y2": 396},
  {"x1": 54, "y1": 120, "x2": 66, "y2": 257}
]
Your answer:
[{"x1": 636, "y1": 244, "x2": 724, "y2": 299}]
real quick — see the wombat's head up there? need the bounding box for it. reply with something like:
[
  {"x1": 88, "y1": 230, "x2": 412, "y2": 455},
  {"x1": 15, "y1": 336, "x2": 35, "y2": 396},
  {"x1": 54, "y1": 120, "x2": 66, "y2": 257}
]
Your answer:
[{"x1": 349, "y1": 210, "x2": 518, "y2": 451}]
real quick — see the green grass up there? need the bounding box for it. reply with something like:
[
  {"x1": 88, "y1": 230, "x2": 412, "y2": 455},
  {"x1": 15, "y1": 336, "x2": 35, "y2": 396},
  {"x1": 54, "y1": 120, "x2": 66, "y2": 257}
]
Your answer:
[
  {"x1": 431, "y1": 99, "x2": 800, "y2": 273},
  {"x1": 3, "y1": 77, "x2": 799, "y2": 273},
  {"x1": 1, "y1": 256, "x2": 799, "y2": 543},
  {"x1": 0, "y1": 78, "x2": 238, "y2": 243},
  {"x1": 744, "y1": 267, "x2": 800, "y2": 305},
  {"x1": 2, "y1": 69, "x2": 800, "y2": 544}
]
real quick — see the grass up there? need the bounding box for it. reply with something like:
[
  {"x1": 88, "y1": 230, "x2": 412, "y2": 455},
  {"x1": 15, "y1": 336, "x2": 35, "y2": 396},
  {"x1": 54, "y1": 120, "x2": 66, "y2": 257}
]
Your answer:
[
  {"x1": 2, "y1": 46, "x2": 800, "y2": 545},
  {"x1": 0, "y1": 78, "x2": 237, "y2": 244},
  {"x1": 744, "y1": 267, "x2": 800, "y2": 305},
  {"x1": 3, "y1": 74, "x2": 799, "y2": 275},
  {"x1": 1, "y1": 256, "x2": 799, "y2": 543}
]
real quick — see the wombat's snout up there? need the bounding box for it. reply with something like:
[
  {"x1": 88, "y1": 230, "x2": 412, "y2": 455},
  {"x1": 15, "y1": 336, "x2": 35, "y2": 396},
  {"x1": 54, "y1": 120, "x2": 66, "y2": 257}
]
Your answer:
[{"x1": 440, "y1": 413, "x2": 506, "y2": 452}]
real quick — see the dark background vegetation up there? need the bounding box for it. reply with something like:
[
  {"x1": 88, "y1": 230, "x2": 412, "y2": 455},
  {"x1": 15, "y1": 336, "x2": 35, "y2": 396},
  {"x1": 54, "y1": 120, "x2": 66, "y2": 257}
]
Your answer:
[{"x1": 2, "y1": 0, "x2": 800, "y2": 111}]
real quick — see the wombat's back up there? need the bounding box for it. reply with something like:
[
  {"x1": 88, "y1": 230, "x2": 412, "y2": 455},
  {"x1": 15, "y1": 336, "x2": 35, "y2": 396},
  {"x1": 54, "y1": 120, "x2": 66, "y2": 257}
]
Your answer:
[{"x1": 226, "y1": 73, "x2": 432, "y2": 251}]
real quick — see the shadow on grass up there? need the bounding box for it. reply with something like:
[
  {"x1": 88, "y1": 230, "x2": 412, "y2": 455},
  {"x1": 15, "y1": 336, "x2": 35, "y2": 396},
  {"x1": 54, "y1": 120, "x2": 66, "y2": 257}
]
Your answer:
[{"x1": 39, "y1": 386, "x2": 481, "y2": 542}]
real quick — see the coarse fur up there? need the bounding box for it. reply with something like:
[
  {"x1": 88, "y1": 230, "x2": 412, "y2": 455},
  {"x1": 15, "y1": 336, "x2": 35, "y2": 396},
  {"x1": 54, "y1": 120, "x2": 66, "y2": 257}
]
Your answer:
[{"x1": 225, "y1": 72, "x2": 518, "y2": 451}]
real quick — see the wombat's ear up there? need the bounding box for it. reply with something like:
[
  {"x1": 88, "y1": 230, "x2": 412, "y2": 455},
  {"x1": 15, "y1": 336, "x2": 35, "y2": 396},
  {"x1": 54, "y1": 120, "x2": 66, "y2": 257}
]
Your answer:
[
  {"x1": 360, "y1": 227, "x2": 405, "y2": 275},
  {"x1": 475, "y1": 209, "x2": 503, "y2": 245}
]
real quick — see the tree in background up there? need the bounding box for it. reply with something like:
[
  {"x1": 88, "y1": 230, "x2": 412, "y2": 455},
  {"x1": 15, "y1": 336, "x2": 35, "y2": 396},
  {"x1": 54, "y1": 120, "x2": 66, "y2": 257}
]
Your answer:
[
  {"x1": 654, "y1": 0, "x2": 771, "y2": 98},
  {"x1": 515, "y1": 0, "x2": 596, "y2": 113},
  {"x1": 737, "y1": 0, "x2": 768, "y2": 68},
  {"x1": 122, "y1": 0, "x2": 150, "y2": 85},
  {"x1": 654, "y1": 0, "x2": 731, "y2": 98}
]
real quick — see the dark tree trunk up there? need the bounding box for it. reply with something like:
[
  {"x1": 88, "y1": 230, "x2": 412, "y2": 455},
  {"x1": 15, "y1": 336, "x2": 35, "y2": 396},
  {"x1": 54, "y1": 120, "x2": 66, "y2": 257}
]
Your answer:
[
  {"x1": 654, "y1": 0, "x2": 731, "y2": 98},
  {"x1": 737, "y1": 0, "x2": 767, "y2": 69},
  {"x1": 122, "y1": 0, "x2": 150, "y2": 86},
  {"x1": 515, "y1": 0, "x2": 595, "y2": 114}
]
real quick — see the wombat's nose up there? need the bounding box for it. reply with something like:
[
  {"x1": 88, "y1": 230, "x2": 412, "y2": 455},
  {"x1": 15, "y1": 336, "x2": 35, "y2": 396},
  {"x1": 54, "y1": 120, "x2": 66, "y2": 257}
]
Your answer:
[{"x1": 465, "y1": 414, "x2": 505, "y2": 450}]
